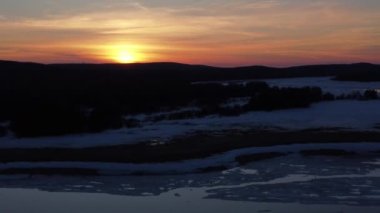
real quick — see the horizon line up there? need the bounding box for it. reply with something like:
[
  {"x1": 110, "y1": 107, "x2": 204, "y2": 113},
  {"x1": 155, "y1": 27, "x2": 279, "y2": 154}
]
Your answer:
[{"x1": 0, "y1": 59, "x2": 378, "y2": 69}]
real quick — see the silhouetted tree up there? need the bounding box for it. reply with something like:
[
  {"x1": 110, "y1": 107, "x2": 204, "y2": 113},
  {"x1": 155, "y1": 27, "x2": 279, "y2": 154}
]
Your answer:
[{"x1": 363, "y1": 89, "x2": 378, "y2": 100}]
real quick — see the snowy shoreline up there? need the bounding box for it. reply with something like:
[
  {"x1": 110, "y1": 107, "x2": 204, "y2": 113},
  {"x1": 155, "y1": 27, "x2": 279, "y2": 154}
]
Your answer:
[
  {"x1": 1, "y1": 100, "x2": 380, "y2": 149},
  {"x1": 0, "y1": 142, "x2": 379, "y2": 175}
]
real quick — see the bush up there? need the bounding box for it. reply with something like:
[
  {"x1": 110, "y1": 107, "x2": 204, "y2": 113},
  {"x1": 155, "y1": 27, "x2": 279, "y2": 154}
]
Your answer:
[
  {"x1": 322, "y1": 92, "x2": 335, "y2": 101},
  {"x1": 363, "y1": 89, "x2": 378, "y2": 100},
  {"x1": 0, "y1": 126, "x2": 7, "y2": 137},
  {"x1": 246, "y1": 86, "x2": 322, "y2": 111},
  {"x1": 124, "y1": 118, "x2": 141, "y2": 128},
  {"x1": 87, "y1": 107, "x2": 123, "y2": 133},
  {"x1": 10, "y1": 103, "x2": 86, "y2": 137}
]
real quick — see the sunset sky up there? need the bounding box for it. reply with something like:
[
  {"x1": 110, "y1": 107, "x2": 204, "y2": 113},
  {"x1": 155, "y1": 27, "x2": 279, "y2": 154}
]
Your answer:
[{"x1": 0, "y1": 0, "x2": 379, "y2": 67}]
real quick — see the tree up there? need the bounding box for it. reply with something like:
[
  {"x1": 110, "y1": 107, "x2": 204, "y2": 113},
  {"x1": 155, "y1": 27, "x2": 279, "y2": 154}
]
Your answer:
[{"x1": 363, "y1": 89, "x2": 378, "y2": 100}]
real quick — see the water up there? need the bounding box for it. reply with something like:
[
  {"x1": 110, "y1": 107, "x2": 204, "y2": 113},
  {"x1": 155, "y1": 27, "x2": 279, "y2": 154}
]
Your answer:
[{"x1": 1, "y1": 154, "x2": 380, "y2": 213}]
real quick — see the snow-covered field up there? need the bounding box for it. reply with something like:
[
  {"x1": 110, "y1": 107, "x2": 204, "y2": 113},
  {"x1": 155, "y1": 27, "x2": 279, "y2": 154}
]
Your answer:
[{"x1": 0, "y1": 100, "x2": 379, "y2": 148}]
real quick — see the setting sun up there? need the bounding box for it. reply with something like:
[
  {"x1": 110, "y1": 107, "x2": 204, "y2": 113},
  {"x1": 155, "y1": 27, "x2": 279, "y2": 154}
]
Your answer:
[
  {"x1": 117, "y1": 50, "x2": 135, "y2": 63},
  {"x1": 103, "y1": 45, "x2": 144, "y2": 64}
]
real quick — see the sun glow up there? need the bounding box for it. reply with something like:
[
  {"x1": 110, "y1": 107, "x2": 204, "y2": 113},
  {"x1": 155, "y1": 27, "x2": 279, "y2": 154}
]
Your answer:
[
  {"x1": 117, "y1": 50, "x2": 135, "y2": 63},
  {"x1": 104, "y1": 45, "x2": 143, "y2": 63}
]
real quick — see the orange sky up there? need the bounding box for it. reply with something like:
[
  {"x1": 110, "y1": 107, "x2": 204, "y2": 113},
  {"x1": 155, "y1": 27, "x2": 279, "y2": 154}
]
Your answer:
[{"x1": 0, "y1": 0, "x2": 379, "y2": 67}]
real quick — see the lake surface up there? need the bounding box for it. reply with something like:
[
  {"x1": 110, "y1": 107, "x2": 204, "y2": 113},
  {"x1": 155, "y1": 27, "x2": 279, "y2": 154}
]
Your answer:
[{"x1": 1, "y1": 153, "x2": 380, "y2": 213}]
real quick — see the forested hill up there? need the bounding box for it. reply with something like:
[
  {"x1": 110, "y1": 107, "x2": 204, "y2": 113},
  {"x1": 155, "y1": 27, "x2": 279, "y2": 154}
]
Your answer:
[
  {"x1": 0, "y1": 60, "x2": 379, "y2": 137},
  {"x1": 1, "y1": 60, "x2": 379, "y2": 82}
]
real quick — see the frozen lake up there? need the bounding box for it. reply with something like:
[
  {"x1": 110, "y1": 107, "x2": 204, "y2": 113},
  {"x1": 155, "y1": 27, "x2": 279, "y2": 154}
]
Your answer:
[{"x1": 1, "y1": 153, "x2": 380, "y2": 213}]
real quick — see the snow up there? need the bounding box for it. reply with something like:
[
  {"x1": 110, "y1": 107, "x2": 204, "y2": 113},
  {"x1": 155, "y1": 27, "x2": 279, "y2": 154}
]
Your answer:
[
  {"x1": 221, "y1": 97, "x2": 250, "y2": 108},
  {"x1": 0, "y1": 100, "x2": 380, "y2": 148},
  {"x1": 194, "y1": 77, "x2": 380, "y2": 95},
  {"x1": 222, "y1": 168, "x2": 258, "y2": 175},
  {"x1": 126, "y1": 106, "x2": 201, "y2": 122},
  {"x1": 1, "y1": 143, "x2": 380, "y2": 211},
  {"x1": 265, "y1": 77, "x2": 380, "y2": 95}
]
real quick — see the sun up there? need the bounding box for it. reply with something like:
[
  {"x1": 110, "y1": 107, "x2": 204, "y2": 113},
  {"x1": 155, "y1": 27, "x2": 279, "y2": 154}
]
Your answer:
[
  {"x1": 103, "y1": 45, "x2": 143, "y2": 63},
  {"x1": 117, "y1": 50, "x2": 135, "y2": 63}
]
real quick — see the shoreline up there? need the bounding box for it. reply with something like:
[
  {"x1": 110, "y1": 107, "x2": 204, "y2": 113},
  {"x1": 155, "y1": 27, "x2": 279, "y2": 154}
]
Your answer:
[
  {"x1": 1, "y1": 129, "x2": 380, "y2": 164},
  {"x1": 1, "y1": 129, "x2": 380, "y2": 175},
  {"x1": 0, "y1": 142, "x2": 379, "y2": 176}
]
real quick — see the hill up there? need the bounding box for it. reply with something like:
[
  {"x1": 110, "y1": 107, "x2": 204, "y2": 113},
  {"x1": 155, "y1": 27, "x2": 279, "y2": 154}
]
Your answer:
[
  {"x1": 0, "y1": 60, "x2": 379, "y2": 137},
  {"x1": 1, "y1": 60, "x2": 379, "y2": 82}
]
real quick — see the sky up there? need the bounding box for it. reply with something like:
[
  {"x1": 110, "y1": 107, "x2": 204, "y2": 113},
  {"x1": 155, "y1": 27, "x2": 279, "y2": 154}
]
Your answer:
[{"x1": 0, "y1": 0, "x2": 379, "y2": 67}]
